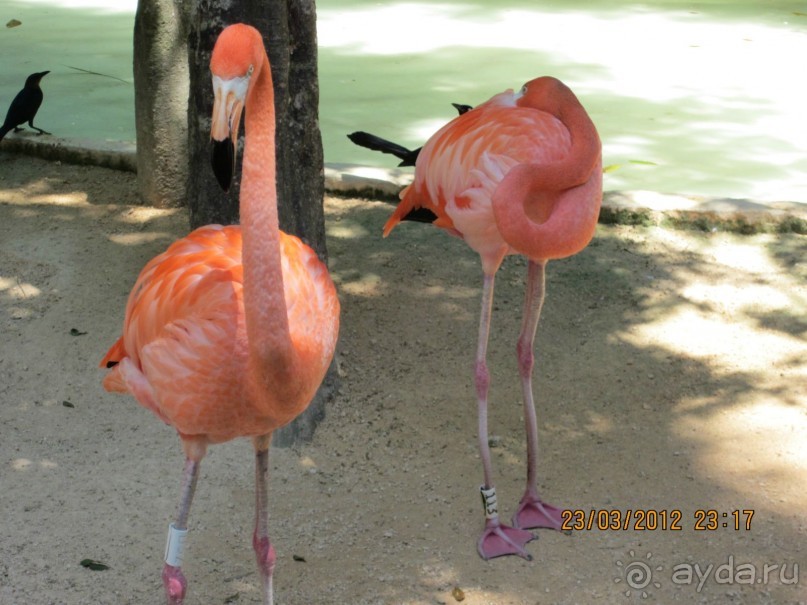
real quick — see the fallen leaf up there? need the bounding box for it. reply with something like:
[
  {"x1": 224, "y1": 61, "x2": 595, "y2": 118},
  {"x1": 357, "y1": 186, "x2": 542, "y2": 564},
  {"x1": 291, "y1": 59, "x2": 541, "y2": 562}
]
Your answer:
[
  {"x1": 80, "y1": 559, "x2": 110, "y2": 571},
  {"x1": 451, "y1": 586, "x2": 465, "y2": 601},
  {"x1": 6, "y1": 19, "x2": 22, "y2": 28},
  {"x1": 62, "y1": 401, "x2": 75, "y2": 408},
  {"x1": 292, "y1": 554, "x2": 307, "y2": 562},
  {"x1": 70, "y1": 328, "x2": 88, "y2": 336}
]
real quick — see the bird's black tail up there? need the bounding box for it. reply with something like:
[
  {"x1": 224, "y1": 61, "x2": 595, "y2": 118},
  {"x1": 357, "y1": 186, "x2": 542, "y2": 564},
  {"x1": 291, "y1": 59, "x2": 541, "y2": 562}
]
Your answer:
[{"x1": 347, "y1": 131, "x2": 419, "y2": 167}]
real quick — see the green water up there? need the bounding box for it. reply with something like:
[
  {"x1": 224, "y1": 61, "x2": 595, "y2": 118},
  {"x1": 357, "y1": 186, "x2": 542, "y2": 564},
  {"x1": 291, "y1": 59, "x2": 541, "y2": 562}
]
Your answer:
[
  {"x1": 1, "y1": 1, "x2": 134, "y2": 141},
  {"x1": 1, "y1": 0, "x2": 805, "y2": 202}
]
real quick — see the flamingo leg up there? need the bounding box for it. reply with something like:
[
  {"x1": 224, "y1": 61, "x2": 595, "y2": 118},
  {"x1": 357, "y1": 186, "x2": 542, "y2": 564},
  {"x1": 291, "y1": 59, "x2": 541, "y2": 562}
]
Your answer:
[
  {"x1": 253, "y1": 435, "x2": 276, "y2": 605},
  {"x1": 511, "y1": 260, "x2": 565, "y2": 531},
  {"x1": 162, "y1": 458, "x2": 201, "y2": 605},
  {"x1": 475, "y1": 273, "x2": 535, "y2": 560}
]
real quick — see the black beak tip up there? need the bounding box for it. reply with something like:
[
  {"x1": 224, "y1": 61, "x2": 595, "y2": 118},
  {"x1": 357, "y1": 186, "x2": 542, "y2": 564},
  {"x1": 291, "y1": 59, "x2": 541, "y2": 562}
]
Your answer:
[{"x1": 211, "y1": 139, "x2": 235, "y2": 192}]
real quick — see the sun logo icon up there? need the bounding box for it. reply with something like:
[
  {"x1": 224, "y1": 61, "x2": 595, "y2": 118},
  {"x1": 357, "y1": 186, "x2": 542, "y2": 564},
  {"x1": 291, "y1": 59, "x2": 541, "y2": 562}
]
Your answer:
[{"x1": 614, "y1": 550, "x2": 663, "y2": 599}]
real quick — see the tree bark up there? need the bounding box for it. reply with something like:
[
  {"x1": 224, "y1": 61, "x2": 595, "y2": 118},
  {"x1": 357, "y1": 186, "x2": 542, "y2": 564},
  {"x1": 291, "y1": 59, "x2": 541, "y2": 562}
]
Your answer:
[
  {"x1": 187, "y1": 0, "x2": 336, "y2": 446},
  {"x1": 133, "y1": 0, "x2": 189, "y2": 208},
  {"x1": 186, "y1": 1, "x2": 236, "y2": 225},
  {"x1": 266, "y1": 0, "x2": 329, "y2": 260}
]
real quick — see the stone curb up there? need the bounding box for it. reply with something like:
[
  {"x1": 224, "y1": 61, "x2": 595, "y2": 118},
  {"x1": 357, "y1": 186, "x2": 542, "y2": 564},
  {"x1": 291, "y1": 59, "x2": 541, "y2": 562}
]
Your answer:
[
  {"x1": 3, "y1": 134, "x2": 805, "y2": 234},
  {"x1": 2, "y1": 134, "x2": 137, "y2": 172}
]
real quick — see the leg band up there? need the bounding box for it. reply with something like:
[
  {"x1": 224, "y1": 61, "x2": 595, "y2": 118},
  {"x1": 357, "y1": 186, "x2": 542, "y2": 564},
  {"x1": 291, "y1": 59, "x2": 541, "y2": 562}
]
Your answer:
[
  {"x1": 164, "y1": 523, "x2": 188, "y2": 567},
  {"x1": 480, "y1": 485, "x2": 499, "y2": 519}
]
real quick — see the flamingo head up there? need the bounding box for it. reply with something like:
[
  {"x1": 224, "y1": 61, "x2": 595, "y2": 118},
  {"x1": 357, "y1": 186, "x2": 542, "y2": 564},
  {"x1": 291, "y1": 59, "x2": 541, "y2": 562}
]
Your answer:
[
  {"x1": 209, "y1": 24, "x2": 266, "y2": 191},
  {"x1": 514, "y1": 76, "x2": 578, "y2": 115}
]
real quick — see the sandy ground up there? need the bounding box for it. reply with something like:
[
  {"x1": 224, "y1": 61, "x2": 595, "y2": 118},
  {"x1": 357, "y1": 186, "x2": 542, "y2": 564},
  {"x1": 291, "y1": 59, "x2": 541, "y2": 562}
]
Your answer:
[{"x1": 1, "y1": 152, "x2": 806, "y2": 605}]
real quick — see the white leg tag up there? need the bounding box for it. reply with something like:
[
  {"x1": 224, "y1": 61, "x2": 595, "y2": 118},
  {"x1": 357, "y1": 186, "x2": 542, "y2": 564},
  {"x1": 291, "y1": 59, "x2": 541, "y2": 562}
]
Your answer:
[
  {"x1": 480, "y1": 485, "x2": 499, "y2": 520},
  {"x1": 164, "y1": 523, "x2": 189, "y2": 567}
]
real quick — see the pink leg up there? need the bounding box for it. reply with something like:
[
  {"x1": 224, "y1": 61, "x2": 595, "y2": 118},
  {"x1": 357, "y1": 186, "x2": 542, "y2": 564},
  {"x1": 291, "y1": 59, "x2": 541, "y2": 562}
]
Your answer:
[
  {"x1": 511, "y1": 260, "x2": 565, "y2": 531},
  {"x1": 475, "y1": 273, "x2": 535, "y2": 560},
  {"x1": 162, "y1": 458, "x2": 201, "y2": 605},
  {"x1": 253, "y1": 435, "x2": 276, "y2": 605}
]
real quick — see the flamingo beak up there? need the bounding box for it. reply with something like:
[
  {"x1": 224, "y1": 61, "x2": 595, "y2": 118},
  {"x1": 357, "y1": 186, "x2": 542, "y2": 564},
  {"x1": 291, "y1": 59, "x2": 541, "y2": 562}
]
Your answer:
[{"x1": 210, "y1": 74, "x2": 250, "y2": 192}]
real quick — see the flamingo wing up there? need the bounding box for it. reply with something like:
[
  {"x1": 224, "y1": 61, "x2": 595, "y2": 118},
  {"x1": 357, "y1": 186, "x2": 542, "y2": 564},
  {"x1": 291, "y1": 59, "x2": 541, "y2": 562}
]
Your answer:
[
  {"x1": 101, "y1": 225, "x2": 246, "y2": 435},
  {"x1": 279, "y1": 234, "x2": 340, "y2": 373},
  {"x1": 101, "y1": 225, "x2": 338, "y2": 440},
  {"x1": 384, "y1": 90, "x2": 572, "y2": 261}
]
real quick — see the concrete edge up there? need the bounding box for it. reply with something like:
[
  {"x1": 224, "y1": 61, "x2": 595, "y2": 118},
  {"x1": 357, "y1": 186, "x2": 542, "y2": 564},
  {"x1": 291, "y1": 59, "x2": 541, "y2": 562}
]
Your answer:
[
  {"x1": 2, "y1": 133, "x2": 137, "y2": 173},
  {"x1": 3, "y1": 134, "x2": 806, "y2": 235}
]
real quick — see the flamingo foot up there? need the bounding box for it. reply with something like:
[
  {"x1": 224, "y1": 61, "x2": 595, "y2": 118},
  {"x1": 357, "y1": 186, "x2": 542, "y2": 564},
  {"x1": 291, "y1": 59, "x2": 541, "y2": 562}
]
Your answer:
[
  {"x1": 511, "y1": 491, "x2": 566, "y2": 531},
  {"x1": 161, "y1": 564, "x2": 187, "y2": 605},
  {"x1": 477, "y1": 517, "x2": 535, "y2": 560}
]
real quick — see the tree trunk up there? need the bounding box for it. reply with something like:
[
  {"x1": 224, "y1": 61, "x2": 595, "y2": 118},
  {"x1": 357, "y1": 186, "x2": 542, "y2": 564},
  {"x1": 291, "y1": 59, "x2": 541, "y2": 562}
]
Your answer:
[
  {"x1": 187, "y1": 0, "x2": 337, "y2": 446},
  {"x1": 265, "y1": 0, "x2": 329, "y2": 260},
  {"x1": 133, "y1": 0, "x2": 189, "y2": 208},
  {"x1": 187, "y1": 1, "x2": 237, "y2": 225}
]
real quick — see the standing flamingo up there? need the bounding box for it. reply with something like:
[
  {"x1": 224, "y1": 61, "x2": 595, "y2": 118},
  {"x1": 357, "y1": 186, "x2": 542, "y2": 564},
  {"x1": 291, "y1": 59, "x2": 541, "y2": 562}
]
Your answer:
[
  {"x1": 383, "y1": 77, "x2": 601, "y2": 560},
  {"x1": 100, "y1": 24, "x2": 339, "y2": 604}
]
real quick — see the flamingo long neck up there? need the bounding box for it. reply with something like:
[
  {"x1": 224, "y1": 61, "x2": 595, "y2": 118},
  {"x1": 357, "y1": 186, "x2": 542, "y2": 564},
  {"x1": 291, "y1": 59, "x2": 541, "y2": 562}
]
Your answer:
[
  {"x1": 493, "y1": 82, "x2": 602, "y2": 261},
  {"x1": 541, "y1": 103, "x2": 600, "y2": 190},
  {"x1": 240, "y1": 55, "x2": 294, "y2": 380}
]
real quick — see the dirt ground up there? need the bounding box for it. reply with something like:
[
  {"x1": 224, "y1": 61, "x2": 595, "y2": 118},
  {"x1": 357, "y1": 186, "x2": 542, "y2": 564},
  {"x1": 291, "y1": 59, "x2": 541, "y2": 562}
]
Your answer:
[{"x1": 1, "y1": 152, "x2": 805, "y2": 605}]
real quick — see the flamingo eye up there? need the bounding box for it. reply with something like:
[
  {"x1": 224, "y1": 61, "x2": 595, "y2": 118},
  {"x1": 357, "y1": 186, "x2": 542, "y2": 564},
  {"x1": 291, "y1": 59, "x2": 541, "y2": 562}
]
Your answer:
[
  {"x1": 247, "y1": 65, "x2": 254, "y2": 77},
  {"x1": 520, "y1": 84, "x2": 527, "y2": 95}
]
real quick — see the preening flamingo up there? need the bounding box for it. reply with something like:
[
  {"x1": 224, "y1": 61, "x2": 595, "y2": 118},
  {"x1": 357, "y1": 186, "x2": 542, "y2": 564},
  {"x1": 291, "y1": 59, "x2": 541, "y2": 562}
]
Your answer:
[
  {"x1": 100, "y1": 24, "x2": 339, "y2": 604},
  {"x1": 383, "y1": 77, "x2": 601, "y2": 560}
]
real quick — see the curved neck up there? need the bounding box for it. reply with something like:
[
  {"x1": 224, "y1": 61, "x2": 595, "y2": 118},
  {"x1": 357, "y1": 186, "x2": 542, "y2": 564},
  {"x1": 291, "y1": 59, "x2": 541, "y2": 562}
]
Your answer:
[
  {"x1": 494, "y1": 81, "x2": 602, "y2": 261},
  {"x1": 241, "y1": 54, "x2": 294, "y2": 373},
  {"x1": 550, "y1": 95, "x2": 601, "y2": 189},
  {"x1": 518, "y1": 78, "x2": 601, "y2": 190}
]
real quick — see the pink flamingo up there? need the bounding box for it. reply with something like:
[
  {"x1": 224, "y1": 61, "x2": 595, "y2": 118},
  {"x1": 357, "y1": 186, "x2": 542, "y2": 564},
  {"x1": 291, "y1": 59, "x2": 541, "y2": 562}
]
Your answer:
[
  {"x1": 384, "y1": 77, "x2": 601, "y2": 560},
  {"x1": 100, "y1": 24, "x2": 339, "y2": 604}
]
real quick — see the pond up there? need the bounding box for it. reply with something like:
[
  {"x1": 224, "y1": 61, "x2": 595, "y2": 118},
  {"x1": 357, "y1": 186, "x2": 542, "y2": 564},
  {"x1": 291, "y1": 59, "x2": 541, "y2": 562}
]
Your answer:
[{"x1": 2, "y1": 0, "x2": 805, "y2": 202}]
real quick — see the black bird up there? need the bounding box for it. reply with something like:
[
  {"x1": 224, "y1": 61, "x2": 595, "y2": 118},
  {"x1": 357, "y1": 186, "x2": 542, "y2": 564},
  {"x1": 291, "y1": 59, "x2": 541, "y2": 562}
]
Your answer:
[
  {"x1": 1, "y1": 71, "x2": 51, "y2": 142},
  {"x1": 347, "y1": 102, "x2": 473, "y2": 225},
  {"x1": 347, "y1": 102, "x2": 472, "y2": 168}
]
